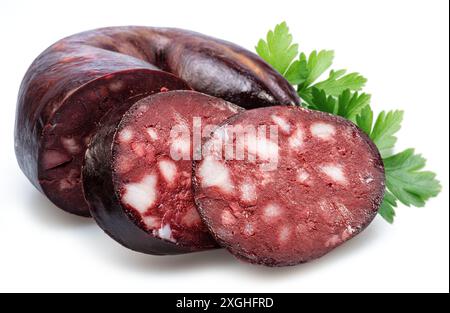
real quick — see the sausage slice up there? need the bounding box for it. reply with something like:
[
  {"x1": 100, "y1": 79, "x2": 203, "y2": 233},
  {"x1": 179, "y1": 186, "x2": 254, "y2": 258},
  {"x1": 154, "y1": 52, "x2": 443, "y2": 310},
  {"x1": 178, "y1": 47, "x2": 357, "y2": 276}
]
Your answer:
[
  {"x1": 83, "y1": 90, "x2": 243, "y2": 254},
  {"x1": 193, "y1": 106, "x2": 385, "y2": 266}
]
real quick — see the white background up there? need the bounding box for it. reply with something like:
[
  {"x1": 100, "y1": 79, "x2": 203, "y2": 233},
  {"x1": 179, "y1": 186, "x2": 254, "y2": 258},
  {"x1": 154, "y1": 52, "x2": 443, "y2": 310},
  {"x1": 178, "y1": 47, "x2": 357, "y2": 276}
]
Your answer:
[{"x1": 0, "y1": 0, "x2": 448, "y2": 293}]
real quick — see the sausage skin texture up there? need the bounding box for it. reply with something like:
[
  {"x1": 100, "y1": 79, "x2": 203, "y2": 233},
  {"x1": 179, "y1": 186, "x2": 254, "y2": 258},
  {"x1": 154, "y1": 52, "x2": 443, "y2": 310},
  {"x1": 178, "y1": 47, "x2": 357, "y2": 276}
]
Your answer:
[
  {"x1": 15, "y1": 26, "x2": 299, "y2": 216},
  {"x1": 83, "y1": 91, "x2": 244, "y2": 254},
  {"x1": 193, "y1": 106, "x2": 385, "y2": 266}
]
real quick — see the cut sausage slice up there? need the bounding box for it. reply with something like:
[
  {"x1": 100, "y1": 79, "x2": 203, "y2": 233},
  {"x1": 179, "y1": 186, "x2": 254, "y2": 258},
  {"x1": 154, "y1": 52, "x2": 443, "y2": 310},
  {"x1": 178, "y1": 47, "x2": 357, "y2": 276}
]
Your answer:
[
  {"x1": 193, "y1": 106, "x2": 385, "y2": 266},
  {"x1": 83, "y1": 91, "x2": 243, "y2": 254}
]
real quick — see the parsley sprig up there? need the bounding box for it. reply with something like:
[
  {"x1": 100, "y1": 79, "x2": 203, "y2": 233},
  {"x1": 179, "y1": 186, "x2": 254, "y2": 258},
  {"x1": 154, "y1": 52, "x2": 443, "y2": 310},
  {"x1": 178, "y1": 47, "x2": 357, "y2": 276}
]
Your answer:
[{"x1": 256, "y1": 22, "x2": 441, "y2": 223}]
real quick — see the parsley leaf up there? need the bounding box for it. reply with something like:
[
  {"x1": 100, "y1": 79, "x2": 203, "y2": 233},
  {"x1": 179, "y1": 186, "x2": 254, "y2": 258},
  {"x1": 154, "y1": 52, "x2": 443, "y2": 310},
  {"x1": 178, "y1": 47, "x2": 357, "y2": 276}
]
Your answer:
[
  {"x1": 284, "y1": 58, "x2": 309, "y2": 85},
  {"x1": 379, "y1": 190, "x2": 398, "y2": 224},
  {"x1": 256, "y1": 22, "x2": 366, "y2": 97},
  {"x1": 300, "y1": 69, "x2": 368, "y2": 102},
  {"x1": 308, "y1": 88, "x2": 371, "y2": 121},
  {"x1": 384, "y1": 149, "x2": 442, "y2": 207},
  {"x1": 299, "y1": 50, "x2": 335, "y2": 88},
  {"x1": 356, "y1": 109, "x2": 404, "y2": 158},
  {"x1": 313, "y1": 69, "x2": 367, "y2": 96},
  {"x1": 257, "y1": 22, "x2": 442, "y2": 224},
  {"x1": 256, "y1": 22, "x2": 299, "y2": 75},
  {"x1": 356, "y1": 108, "x2": 441, "y2": 222},
  {"x1": 306, "y1": 88, "x2": 335, "y2": 114},
  {"x1": 355, "y1": 105, "x2": 374, "y2": 135},
  {"x1": 337, "y1": 90, "x2": 371, "y2": 120}
]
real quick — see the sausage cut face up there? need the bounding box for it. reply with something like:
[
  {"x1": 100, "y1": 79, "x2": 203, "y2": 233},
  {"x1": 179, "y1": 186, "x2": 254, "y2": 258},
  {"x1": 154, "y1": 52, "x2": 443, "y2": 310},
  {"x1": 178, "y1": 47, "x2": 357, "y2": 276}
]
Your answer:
[
  {"x1": 83, "y1": 91, "x2": 243, "y2": 254},
  {"x1": 193, "y1": 106, "x2": 385, "y2": 266}
]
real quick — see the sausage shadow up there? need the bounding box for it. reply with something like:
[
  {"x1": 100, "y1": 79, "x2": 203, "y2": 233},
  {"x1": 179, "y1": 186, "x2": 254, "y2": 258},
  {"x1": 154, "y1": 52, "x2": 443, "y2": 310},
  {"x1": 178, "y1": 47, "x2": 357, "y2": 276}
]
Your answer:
[
  {"x1": 89, "y1": 233, "x2": 237, "y2": 273},
  {"x1": 24, "y1": 189, "x2": 93, "y2": 229},
  {"x1": 22, "y1": 185, "x2": 234, "y2": 271},
  {"x1": 90, "y1": 219, "x2": 382, "y2": 276},
  {"x1": 231, "y1": 220, "x2": 384, "y2": 279}
]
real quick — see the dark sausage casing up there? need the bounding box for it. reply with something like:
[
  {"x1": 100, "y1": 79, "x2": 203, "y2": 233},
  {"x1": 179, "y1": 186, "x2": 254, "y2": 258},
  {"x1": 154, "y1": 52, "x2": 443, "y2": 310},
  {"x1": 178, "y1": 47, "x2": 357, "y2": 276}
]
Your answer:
[{"x1": 15, "y1": 27, "x2": 299, "y2": 216}]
